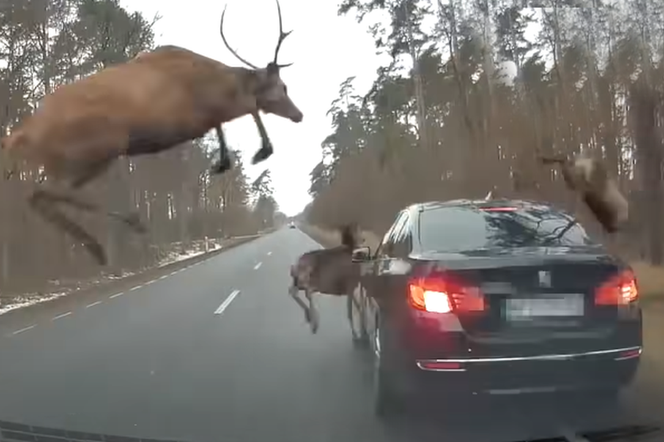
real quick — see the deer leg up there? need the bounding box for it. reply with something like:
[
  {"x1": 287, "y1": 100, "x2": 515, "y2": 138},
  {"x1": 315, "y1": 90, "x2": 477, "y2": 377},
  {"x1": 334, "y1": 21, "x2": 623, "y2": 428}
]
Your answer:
[
  {"x1": 210, "y1": 127, "x2": 233, "y2": 174},
  {"x1": 34, "y1": 189, "x2": 146, "y2": 234},
  {"x1": 250, "y1": 112, "x2": 273, "y2": 165},
  {"x1": 67, "y1": 159, "x2": 146, "y2": 233},
  {"x1": 305, "y1": 289, "x2": 319, "y2": 334},
  {"x1": 29, "y1": 190, "x2": 106, "y2": 265},
  {"x1": 289, "y1": 278, "x2": 312, "y2": 322}
]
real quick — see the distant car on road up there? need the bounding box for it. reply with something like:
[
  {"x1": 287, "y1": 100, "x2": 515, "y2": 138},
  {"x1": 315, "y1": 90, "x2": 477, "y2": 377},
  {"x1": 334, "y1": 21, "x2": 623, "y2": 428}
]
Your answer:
[
  {"x1": 288, "y1": 222, "x2": 296, "y2": 229},
  {"x1": 348, "y1": 199, "x2": 642, "y2": 418}
]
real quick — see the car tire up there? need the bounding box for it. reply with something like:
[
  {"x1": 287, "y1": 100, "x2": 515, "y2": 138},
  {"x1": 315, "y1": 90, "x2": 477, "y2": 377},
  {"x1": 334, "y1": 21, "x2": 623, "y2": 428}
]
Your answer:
[
  {"x1": 372, "y1": 315, "x2": 405, "y2": 419},
  {"x1": 374, "y1": 365, "x2": 403, "y2": 419},
  {"x1": 348, "y1": 284, "x2": 369, "y2": 348}
]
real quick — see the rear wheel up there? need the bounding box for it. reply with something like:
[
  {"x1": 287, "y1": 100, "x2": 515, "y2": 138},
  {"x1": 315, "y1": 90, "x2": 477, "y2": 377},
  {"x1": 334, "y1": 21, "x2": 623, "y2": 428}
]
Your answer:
[
  {"x1": 372, "y1": 317, "x2": 405, "y2": 418},
  {"x1": 348, "y1": 284, "x2": 369, "y2": 347}
]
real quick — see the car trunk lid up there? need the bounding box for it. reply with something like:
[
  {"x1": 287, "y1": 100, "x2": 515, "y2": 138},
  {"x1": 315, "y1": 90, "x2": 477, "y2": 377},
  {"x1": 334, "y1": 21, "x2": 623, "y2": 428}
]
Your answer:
[{"x1": 409, "y1": 247, "x2": 630, "y2": 355}]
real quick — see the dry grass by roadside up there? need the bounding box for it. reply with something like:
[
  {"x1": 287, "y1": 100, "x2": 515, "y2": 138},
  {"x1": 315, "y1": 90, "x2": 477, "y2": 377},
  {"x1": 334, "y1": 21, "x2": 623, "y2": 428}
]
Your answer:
[{"x1": 302, "y1": 225, "x2": 664, "y2": 301}]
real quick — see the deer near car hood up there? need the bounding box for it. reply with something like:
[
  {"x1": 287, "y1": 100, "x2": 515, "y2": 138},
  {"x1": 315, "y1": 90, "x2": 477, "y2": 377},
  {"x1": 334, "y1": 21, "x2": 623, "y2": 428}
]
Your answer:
[
  {"x1": 289, "y1": 225, "x2": 360, "y2": 334},
  {"x1": 0, "y1": 0, "x2": 302, "y2": 266},
  {"x1": 540, "y1": 155, "x2": 628, "y2": 233}
]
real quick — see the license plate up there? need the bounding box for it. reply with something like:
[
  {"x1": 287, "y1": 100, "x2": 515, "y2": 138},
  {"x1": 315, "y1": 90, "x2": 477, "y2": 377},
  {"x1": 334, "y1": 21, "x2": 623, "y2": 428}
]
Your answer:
[{"x1": 505, "y1": 294, "x2": 584, "y2": 321}]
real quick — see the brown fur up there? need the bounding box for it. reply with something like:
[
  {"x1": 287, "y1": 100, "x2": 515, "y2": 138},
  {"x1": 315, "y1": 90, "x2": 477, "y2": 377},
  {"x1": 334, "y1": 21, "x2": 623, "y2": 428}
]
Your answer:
[
  {"x1": 541, "y1": 155, "x2": 628, "y2": 233},
  {"x1": 288, "y1": 225, "x2": 360, "y2": 333},
  {"x1": 0, "y1": 0, "x2": 301, "y2": 266}
]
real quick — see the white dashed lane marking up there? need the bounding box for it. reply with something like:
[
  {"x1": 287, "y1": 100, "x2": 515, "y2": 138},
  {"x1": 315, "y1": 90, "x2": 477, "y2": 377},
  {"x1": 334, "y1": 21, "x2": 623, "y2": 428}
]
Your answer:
[
  {"x1": 86, "y1": 301, "x2": 102, "y2": 308},
  {"x1": 11, "y1": 325, "x2": 35, "y2": 335},
  {"x1": 214, "y1": 290, "x2": 240, "y2": 315},
  {"x1": 254, "y1": 262, "x2": 262, "y2": 270},
  {"x1": 52, "y1": 312, "x2": 72, "y2": 321},
  {"x1": 109, "y1": 292, "x2": 124, "y2": 299}
]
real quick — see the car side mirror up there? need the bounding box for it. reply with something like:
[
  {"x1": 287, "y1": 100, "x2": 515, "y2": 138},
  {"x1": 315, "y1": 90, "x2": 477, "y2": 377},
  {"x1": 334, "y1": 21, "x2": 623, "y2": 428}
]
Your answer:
[{"x1": 352, "y1": 246, "x2": 371, "y2": 263}]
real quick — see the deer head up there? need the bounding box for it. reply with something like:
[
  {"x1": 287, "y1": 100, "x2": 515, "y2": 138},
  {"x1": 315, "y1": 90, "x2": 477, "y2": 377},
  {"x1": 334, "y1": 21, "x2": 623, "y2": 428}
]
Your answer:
[{"x1": 220, "y1": 0, "x2": 303, "y2": 123}]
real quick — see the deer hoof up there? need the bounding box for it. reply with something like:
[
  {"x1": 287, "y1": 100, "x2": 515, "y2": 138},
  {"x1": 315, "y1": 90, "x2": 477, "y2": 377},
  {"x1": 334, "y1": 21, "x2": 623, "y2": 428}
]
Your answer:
[
  {"x1": 211, "y1": 156, "x2": 232, "y2": 174},
  {"x1": 309, "y1": 310, "x2": 320, "y2": 334},
  {"x1": 251, "y1": 147, "x2": 272, "y2": 165}
]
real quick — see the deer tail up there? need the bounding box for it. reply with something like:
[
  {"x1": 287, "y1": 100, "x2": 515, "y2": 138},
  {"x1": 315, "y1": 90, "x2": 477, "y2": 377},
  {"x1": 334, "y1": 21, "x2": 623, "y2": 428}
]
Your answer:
[{"x1": 339, "y1": 224, "x2": 358, "y2": 249}]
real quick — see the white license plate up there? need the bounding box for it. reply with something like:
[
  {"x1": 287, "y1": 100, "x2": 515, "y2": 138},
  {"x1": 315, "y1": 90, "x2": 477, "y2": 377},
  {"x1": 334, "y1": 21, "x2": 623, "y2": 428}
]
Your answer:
[{"x1": 505, "y1": 295, "x2": 584, "y2": 321}]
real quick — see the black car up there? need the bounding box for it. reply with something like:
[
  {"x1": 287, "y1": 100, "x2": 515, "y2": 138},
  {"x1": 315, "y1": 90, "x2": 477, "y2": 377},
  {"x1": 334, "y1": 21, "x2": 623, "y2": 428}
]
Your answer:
[{"x1": 348, "y1": 199, "x2": 642, "y2": 418}]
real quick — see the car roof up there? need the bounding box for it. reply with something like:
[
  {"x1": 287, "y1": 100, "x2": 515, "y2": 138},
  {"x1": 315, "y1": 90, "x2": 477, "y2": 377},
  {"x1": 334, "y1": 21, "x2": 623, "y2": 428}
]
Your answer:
[{"x1": 411, "y1": 198, "x2": 561, "y2": 213}]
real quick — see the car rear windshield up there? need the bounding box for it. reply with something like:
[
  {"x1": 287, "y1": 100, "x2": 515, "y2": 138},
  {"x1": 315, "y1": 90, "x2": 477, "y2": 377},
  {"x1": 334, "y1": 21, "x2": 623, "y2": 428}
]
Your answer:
[{"x1": 418, "y1": 204, "x2": 595, "y2": 251}]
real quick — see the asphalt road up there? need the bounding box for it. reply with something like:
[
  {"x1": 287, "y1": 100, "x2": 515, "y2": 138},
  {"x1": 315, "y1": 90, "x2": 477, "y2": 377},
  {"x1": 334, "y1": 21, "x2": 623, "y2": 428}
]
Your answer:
[{"x1": 1, "y1": 227, "x2": 664, "y2": 442}]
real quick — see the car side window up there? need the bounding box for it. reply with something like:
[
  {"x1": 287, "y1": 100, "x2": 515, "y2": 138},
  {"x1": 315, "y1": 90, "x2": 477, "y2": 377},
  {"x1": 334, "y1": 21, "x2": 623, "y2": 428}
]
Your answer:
[
  {"x1": 391, "y1": 214, "x2": 412, "y2": 257},
  {"x1": 374, "y1": 212, "x2": 404, "y2": 258},
  {"x1": 378, "y1": 212, "x2": 408, "y2": 257}
]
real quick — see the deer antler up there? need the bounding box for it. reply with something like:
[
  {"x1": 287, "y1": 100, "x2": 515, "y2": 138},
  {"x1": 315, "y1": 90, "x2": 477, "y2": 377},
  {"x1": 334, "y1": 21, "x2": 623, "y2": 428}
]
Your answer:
[
  {"x1": 271, "y1": 0, "x2": 293, "y2": 68},
  {"x1": 219, "y1": 5, "x2": 260, "y2": 70}
]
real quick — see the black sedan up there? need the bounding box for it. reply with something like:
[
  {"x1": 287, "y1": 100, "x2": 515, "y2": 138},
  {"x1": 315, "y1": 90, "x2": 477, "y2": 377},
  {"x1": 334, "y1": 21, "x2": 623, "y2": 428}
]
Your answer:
[{"x1": 348, "y1": 198, "x2": 642, "y2": 418}]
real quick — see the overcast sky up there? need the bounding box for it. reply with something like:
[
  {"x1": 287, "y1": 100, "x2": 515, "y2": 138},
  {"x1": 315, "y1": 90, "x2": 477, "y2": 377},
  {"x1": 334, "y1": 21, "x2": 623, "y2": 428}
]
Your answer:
[{"x1": 120, "y1": 0, "x2": 382, "y2": 216}]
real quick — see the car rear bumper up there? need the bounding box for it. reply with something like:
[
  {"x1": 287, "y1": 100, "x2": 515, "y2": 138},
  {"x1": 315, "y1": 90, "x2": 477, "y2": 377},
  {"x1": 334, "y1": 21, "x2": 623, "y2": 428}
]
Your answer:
[{"x1": 393, "y1": 346, "x2": 641, "y2": 397}]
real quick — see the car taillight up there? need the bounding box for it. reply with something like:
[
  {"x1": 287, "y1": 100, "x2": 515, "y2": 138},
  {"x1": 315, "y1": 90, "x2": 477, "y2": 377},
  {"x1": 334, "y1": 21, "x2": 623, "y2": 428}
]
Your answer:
[
  {"x1": 595, "y1": 269, "x2": 638, "y2": 305},
  {"x1": 408, "y1": 272, "x2": 485, "y2": 313}
]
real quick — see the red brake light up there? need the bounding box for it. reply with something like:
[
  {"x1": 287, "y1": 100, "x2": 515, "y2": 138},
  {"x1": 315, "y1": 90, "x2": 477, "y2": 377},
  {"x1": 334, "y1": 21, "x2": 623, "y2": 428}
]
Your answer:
[
  {"x1": 408, "y1": 272, "x2": 485, "y2": 313},
  {"x1": 595, "y1": 270, "x2": 638, "y2": 305}
]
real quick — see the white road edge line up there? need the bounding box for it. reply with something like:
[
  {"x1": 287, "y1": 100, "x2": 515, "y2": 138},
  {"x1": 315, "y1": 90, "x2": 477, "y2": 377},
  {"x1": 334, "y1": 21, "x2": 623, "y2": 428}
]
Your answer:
[
  {"x1": 12, "y1": 325, "x2": 35, "y2": 335},
  {"x1": 214, "y1": 290, "x2": 241, "y2": 315},
  {"x1": 109, "y1": 292, "x2": 124, "y2": 299},
  {"x1": 254, "y1": 262, "x2": 262, "y2": 270},
  {"x1": 86, "y1": 301, "x2": 102, "y2": 308},
  {"x1": 52, "y1": 312, "x2": 72, "y2": 321}
]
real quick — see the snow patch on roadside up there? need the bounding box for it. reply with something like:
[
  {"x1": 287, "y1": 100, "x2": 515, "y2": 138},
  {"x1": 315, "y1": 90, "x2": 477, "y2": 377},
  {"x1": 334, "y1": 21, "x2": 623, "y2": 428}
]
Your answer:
[
  {"x1": 0, "y1": 292, "x2": 69, "y2": 316},
  {"x1": 157, "y1": 249, "x2": 206, "y2": 267},
  {"x1": 106, "y1": 272, "x2": 136, "y2": 280},
  {"x1": 156, "y1": 239, "x2": 228, "y2": 267}
]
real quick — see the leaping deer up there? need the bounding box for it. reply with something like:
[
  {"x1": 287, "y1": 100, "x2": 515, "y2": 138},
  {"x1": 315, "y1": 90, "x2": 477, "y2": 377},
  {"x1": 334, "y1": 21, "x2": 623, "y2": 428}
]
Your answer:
[
  {"x1": 1, "y1": 0, "x2": 302, "y2": 266},
  {"x1": 540, "y1": 155, "x2": 628, "y2": 233},
  {"x1": 289, "y1": 225, "x2": 360, "y2": 333}
]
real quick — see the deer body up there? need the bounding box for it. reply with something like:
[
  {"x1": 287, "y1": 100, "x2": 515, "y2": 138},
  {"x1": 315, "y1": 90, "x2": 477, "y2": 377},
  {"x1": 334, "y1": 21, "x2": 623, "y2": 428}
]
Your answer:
[
  {"x1": 1, "y1": 0, "x2": 301, "y2": 266},
  {"x1": 8, "y1": 46, "x2": 262, "y2": 168},
  {"x1": 541, "y1": 156, "x2": 628, "y2": 233},
  {"x1": 289, "y1": 226, "x2": 360, "y2": 333}
]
